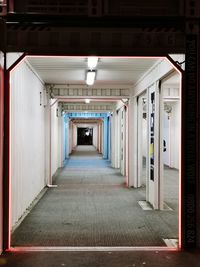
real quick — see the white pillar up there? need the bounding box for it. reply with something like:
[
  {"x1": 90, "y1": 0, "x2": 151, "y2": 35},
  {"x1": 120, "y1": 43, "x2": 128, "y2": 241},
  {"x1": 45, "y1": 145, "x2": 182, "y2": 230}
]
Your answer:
[
  {"x1": 137, "y1": 95, "x2": 144, "y2": 187},
  {"x1": 59, "y1": 115, "x2": 65, "y2": 167},
  {"x1": 93, "y1": 125, "x2": 98, "y2": 148},
  {"x1": 110, "y1": 113, "x2": 115, "y2": 167},
  {"x1": 72, "y1": 123, "x2": 77, "y2": 149},
  {"x1": 147, "y1": 82, "x2": 161, "y2": 210},
  {"x1": 58, "y1": 110, "x2": 63, "y2": 168},
  {"x1": 45, "y1": 92, "x2": 50, "y2": 185},
  {"x1": 125, "y1": 105, "x2": 129, "y2": 180},
  {"x1": 120, "y1": 107, "x2": 127, "y2": 176},
  {"x1": 128, "y1": 97, "x2": 138, "y2": 188},
  {"x1": 111, "y1": 110, "x2": 120, "y2": 168}
]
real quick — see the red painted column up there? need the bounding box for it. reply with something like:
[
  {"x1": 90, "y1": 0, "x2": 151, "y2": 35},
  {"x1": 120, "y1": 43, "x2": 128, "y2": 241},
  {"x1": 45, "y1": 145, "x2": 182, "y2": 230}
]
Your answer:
[
  {"x1": 0, "y1": 56, "x2": 4, "y2": 253},
  {"x1": 2, "y1": 54, "x2": 10, "y2": 251},
  {"x1": 3, "y1": 53, "x2": 26, "y2": 251}
]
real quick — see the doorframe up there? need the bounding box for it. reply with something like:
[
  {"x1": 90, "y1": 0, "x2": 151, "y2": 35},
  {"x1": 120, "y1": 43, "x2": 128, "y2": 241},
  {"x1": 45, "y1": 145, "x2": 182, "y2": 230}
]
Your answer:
[{"x1": 3, "y1": 54, "x2": 184, "y2": 252}]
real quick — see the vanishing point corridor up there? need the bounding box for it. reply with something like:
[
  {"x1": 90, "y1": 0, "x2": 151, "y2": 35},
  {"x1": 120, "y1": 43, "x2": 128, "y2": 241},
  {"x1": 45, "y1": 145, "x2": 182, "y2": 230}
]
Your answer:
[
  {"x1": 12, "y1": 146, "x2": 178, "y2": 247},
  {"x1": 1, "y1": 1, "x2": 200, "y2": 266}
]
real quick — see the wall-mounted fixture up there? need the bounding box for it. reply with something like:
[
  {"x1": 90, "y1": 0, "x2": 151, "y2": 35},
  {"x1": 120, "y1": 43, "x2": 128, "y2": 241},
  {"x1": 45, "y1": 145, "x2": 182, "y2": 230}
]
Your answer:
[
  {"x1": 40, "y1": 92, "x2": 42, "y2": 106},
  {"x1": 85, "y1": 99, "x2": 91, "y2": 104},
  {"x1": 86, "y1": 70, "x2": 96, "y2": 85},
  {"x1": 87, "y1": 56, "x2": 98, "y2": 69}
]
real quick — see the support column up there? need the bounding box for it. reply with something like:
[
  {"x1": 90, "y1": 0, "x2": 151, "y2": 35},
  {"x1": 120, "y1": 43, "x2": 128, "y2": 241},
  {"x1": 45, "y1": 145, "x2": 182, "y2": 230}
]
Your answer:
[
  {"x1": 103, "y1": 116, "x2": 108, "y2": 159},
  {"x1": 107, "y1": 116, "x2": 111, "y2": 160},
  {"x1": 93, "y1": 125, "x2": 98, "y2": 149},
  {"x1": 137, "y1": 95, "x2": 144, "y2": 188},
  {"x1": 146, "y1": 82, "x2": 160, "y2": 210},
  {"x1": 68, "y1": 120, "x2": 73, "y2": 154},
  {"x1": 98, "y1": 121, "x2": 102, "y2": 153},
  {"x1": 45, "y1": 88, "x2": 50, "y2": 185},
  {"x1": 116, "y1": 110, "x2": 121, "y2": 168},
  {"x1": 65, "y1": 115, "x2": 69, "y2": 159},
  {"x1": 128, "y1": 97, "x2": 138, "y2": 187},
  {"x1": 72, "y1": 122, "x2": 77, "y2": 149},
  {"x1": 59, "y1": 114, "x2": 65, "y2": 167},
  {"x1": 110, "y1": 113, "x2": 115, "y2": 167}
]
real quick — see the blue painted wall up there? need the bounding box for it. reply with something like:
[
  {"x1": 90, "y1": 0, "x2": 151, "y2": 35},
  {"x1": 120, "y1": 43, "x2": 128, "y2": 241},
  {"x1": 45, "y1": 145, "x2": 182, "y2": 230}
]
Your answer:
[{"x1": 65, "y1": 112, "x2": 110, "y2": 159}]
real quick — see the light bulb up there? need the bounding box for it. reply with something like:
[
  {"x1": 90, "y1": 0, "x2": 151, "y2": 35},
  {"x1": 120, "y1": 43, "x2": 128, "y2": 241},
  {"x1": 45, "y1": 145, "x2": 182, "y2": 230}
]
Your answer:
[
  {"x1": 86, "y1": 71, "x2": 96, "y2": 85},
  {"x1": 85, "y1": 99, "x2": 91, "y2": 104}
]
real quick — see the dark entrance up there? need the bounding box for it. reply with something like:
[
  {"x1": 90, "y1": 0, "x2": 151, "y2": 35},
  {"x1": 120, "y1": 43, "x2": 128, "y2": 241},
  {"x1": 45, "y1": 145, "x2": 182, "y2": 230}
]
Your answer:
[{"x1": 77, "y1": 127, "x2": 93, "y2": 145}]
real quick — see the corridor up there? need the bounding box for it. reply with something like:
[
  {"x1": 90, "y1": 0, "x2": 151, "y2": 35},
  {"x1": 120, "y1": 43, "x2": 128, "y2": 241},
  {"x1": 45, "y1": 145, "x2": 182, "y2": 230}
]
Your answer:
[{"x1": 12, "y1": 146, "x2": 177, "y2": 247}]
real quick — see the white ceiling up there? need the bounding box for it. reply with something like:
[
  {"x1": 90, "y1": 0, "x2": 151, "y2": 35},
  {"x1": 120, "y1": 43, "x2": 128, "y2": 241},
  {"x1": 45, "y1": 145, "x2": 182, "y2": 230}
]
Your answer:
[{"x1": 26, "y1": 56, "x2": 159, "y2": 86}]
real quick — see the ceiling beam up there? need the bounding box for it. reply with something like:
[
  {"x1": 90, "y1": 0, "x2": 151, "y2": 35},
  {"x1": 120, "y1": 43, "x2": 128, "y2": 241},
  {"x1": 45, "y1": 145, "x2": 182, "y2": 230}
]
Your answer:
[
  {"x1": 62, "y1": 103, "x2": 114, "y2": 112},
  {"x1": 50, "y1": 86, "x2": 130, "y2": 98}
]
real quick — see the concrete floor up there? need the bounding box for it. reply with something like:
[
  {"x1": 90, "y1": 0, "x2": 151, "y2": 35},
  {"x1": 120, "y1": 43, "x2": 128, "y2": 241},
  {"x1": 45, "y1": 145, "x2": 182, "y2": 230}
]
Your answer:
[
  {"x1": 3, "y1": 146, "x2": 199, "y2": 266},
  {"x1": 142, "y1": 157, "x2": 179, "y2": 211},
  {"x1": 11, "y1": 145, "x2": 178, "y2": 247}
]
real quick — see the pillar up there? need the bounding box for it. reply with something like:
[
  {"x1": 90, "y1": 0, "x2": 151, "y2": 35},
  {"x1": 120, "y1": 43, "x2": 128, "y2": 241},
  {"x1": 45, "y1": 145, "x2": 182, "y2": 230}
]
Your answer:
[
  {"x1": 103, "y1": 116, "x2": 108, "y2": 159},
  {"x1": 65, "y1": 115, "x2": 69, "y2": 158},
  {"x1": 128, "y1": 97, "x2": 138, "y2": 187}
]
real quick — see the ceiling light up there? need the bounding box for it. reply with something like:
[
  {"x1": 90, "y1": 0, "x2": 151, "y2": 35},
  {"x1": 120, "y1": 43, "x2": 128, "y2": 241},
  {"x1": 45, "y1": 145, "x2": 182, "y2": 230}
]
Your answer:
[
  {"x1": 85, "y1": 99, "x2": 91, "y2": 104},
  {"x1": 85, "y1": 131, "x2": 90, "y2": 136},
  {"x1": 87, "y1": 57, "x2": 98, "y2": 69},
  {"x1": 86, "y1": 70, "x2": 96, "y2": 86}
]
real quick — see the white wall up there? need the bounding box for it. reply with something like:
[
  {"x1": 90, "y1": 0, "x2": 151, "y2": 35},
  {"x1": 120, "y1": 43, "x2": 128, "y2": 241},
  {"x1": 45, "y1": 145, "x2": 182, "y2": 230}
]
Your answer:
[
  {"x1": 163, "y1": 112, "x2": 170, "y2": 166},
  {"x1": 0, "y1": 52, "x2": 4, "y2": 254},
  {"x1": 170, "y1": 101, "x2": 179, "y2": 169},
  {"x1": 6, "y1": 53, "x2": 23, "y2": 69},
  {"x1": 11, "y1": 60, "x2": 46, "y2": 228}
]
